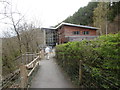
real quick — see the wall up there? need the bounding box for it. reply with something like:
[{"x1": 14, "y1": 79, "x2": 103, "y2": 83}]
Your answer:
[
  {"x1": 58, "y1": 25, "x2": 97, "y2": 44},
  {"x1": 64, "y1": 26, "x2": 97, "y2": 36}
]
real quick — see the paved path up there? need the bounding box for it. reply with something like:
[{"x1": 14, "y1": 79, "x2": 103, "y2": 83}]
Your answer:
[{"x1": 30, "y1": 54, "x2": 74, "y2": 88}]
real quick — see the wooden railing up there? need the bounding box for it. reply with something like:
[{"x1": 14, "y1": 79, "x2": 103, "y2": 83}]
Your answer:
[
  {"x1": 26, "y1": 56, "x2": 40, "y2": 76},
  {"x1": 20, "y1": 55, "x2": 40, "y2": 88},
  {"x1": 2, "y1": 52, "x2": 41, "y2": 89}
]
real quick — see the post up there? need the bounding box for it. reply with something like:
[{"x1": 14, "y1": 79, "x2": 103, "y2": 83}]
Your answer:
[
  {"x1": 21, "y1": 54, "x2": 23, "y2": 63},
  {"x1": 43, "y1": 29, "x2": 46, "y2": 46},
  {"x1": 41, "y1": 49, "x2": 45, "y2": 59},
  {"x1": 38, "y1": 51, "x2": 41, "y2": 65},
  {"x1": 79, "y1": 60, "x2": 82, "y2": 86},
  {"x1": 32, "y1": 54, "x2": 33, "y2": 63},
  {"x1": 20, "y1": 64, "x2": 28, "y2": 88},
  {"x1": 39, "y1": 50, "x2": 42, "y2": 59},
  {"x1": 106, "y1": 15, "x2": 108, "y2": 36},
  {"x1": 25, "y1": 54, "x2": 27, "y2": 64},
  {"x1": 62, "y1": 53, "x2": 64, "y2": 68}
]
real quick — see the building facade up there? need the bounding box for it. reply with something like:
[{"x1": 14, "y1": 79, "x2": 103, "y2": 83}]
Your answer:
[
  {"x1": 42, "y1": 22, "x2": 99, "y2": 46},
  {"x1": 56, "y1": 23, "x2": 98, "y2": 44},
  {"x1": 41, "y1": 28, "x2": 57, "y2": 47}
]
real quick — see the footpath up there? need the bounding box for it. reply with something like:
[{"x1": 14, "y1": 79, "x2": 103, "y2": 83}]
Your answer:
[{"x1": 30, "y1": 53, "x2": 74, "y2": 88}]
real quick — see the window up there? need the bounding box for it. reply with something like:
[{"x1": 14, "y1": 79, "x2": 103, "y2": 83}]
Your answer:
[
  {"x1": 83, "y1": 31, "x2": 89, "y2": 35},
  {"x1": 73, "y1": 31, "x2": 80, "y2": 35}
]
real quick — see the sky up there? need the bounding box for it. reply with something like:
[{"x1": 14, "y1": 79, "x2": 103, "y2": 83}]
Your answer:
[{"x1": 0, "y1": 0, "x2": 91, "y2": 37}]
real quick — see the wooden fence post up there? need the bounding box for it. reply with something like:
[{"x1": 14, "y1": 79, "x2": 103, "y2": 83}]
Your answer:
[
  {"x1": 62, "y1": 53, "x2": 64, "y2": 67},
  {"x1": 79, "y1": 60, "x2": 82, "y2": 85},
  {"x1": 21, "y1": 54, "x2": 23, "y2": 63},
  {"x1": 25, "y1": 54, "x2": 27, "y2": 64},
  {"x1": 20, "y1": 64, "x2": 28, "y2": 88},
  {"x1": 41, "y1": 49, "x2": 45, "y2": 59}
]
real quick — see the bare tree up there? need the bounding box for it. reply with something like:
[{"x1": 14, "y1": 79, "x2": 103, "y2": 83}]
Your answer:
[
  {"x1": 0, "y1": 0, "x2": 24, "y2": 54},
  {"x1": 1, "y1": 0, "x2": 44, "y2": 77},
  {"x1": 19, "y1": 22, "x2": 44, "y2": 52}
]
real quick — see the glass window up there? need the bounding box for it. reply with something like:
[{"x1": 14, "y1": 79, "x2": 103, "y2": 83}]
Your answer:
[
  {"x1": 73, "y1": 31, "x2": 80, "y2": 35},
  {"x1": 83, "y1": 31, "x2": 89, "y2": 35}
]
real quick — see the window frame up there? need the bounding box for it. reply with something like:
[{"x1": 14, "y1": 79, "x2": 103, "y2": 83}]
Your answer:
[
  {"x1": 83, "y1": 31, "x2": 89, "y2": 35},
  {"x1": 72, "y1": 31, "x2": 80, "y2": 35}
]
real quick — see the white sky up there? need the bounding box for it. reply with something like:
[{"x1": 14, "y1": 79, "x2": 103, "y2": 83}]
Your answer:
[{"x1": 0, "y1": 0, "x2": 91, "y2": 37}]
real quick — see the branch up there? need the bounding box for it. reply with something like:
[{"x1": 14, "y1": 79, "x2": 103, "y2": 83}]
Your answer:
[
  {"x1": 15, "y1": 15, "x2": 24, "y2": 26},
  {"x1": 0, "y1": 1, "x2": 11, "y2": 5},
  {"x1": 0, "y1": 17, "x2": 7, "y2": 20},
  {"x1": 0, "y1": 21, "x2": 13, "y2": 25}
]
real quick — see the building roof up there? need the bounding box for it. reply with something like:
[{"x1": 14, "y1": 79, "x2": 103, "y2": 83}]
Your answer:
[
  {"x1": 56, "y1": 22, "x2": 99, "y2": 30},
  {"x1": 41, "y1": 22, "x2": 100, "y2": 30},
  {"x1": 41, "y1": 27, "x2": 56, "y2": 30}
]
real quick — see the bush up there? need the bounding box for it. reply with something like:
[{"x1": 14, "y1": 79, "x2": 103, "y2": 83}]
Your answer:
[{"x1": 55, "y1": 33, "x2": 120, "y2": 88}]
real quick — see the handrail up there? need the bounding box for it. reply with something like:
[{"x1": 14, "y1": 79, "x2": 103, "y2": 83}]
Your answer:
[
  {"x1": 27, "y1": 62, "x2": 39, "y2": 77},
  {"x1": 2, "y1": 52, "x2": 41, "y2": 88},
  {"x1": 22, "y1": 53, "x2": 35, "y2": 55},
  {"x1": 2, "y1": 72, "x2": 20, "y2": 88},
  {"x1": 20, "y1": 55, "x2": 40, "y2": 88},
  {"x1": 25, "y1": 56, "x2": 39, "y2": 68}
]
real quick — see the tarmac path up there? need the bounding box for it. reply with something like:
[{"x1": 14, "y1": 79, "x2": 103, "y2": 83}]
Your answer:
[{"x1": 30, "y1": 53, "x2": 74, "y2": 88}]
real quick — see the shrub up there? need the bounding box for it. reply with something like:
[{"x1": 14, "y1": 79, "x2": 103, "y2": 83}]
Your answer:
[{"x1": 55, "y1": 33, "x2": 120, "y2": 88}]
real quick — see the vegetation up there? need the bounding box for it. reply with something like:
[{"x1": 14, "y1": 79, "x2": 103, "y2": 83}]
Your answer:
[
  {"x1": 2, "y1": 27, "x2": 44, "y2": 76},
  {"x1": 63, "y1": 2, "x2": 120, "y2": 35},
  {"x1": 64, "y1": 2, "x2": 98, "y2": 26},
  {"x1": 93, "y1": 2, "x2": 109, "y2": 35},
  {"x1": 108, "y1": 2, "x2": 120, "y2": 21},
  {"x1": 56, "y1": 33, "x2": 120, "y2": 88},
  {"x1": 93, "y1": 2, "x2": 120, "y2": 35},
  {"x1": 1, "y1": 1, "x2": 44, "y2": 77},
  {"x1": 1, "y1": 1, "x2": 120, "y2": 86}
]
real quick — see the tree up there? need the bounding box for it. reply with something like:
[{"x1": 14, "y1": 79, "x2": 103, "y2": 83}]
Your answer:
[
  {"x1": 19, "y1": 22, "x2": 43, "y2": 52},
  {"x1": 0, "y1": 0, "x2": 24, "y2": 54},
  {"x1": 93, "y1": 2, "x2": 109, "y2": 35},
  {"x1": 108, "y1": 1, "x2": 120, "y2": 21},
  {"x1": 1, "y1": 0, "x2": 44, "y2": 76},
  {"x1": 64, "y1": 2, "x2": 98, "y2": 26}
]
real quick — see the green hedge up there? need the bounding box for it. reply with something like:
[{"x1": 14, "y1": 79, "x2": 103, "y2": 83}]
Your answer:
[{"x1": 55, "y1": 33, "x2": 120, "y2": 88}]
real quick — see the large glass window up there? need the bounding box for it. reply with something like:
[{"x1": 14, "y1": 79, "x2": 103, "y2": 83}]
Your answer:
[
  {"x1": 73, "y1": 31, "x2": 80, "y2": 35},
  {"x1": 83, "y1": 31, "x2": 89, "y2": 35}
]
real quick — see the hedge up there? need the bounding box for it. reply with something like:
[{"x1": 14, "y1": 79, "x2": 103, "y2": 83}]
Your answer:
[{"x1": 55, "y1": 33, "x2": 120, "y2": 88}]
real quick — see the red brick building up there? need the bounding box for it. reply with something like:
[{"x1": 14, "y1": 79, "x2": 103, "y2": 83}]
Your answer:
[
  {"x1": 56, "y1": 22, "x2": 99, "y2": 44},
  {"x1": 42, "y1": 22, "x2": 99, "y2": 46}
]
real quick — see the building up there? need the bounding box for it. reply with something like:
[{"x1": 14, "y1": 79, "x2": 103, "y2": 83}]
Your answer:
[
  {"x1": 42, "y1": 22, "x2": 99, "y2": 46},
  {"x1": 41, "y1": 27, "x2": 57, "y2": 47},
  {"x1": 56, "y1": 22, "x2": 99, "y2": 44}
]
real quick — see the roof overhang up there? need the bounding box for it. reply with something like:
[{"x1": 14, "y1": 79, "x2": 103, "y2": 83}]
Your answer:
[
  {"x1": 41, "y1": 27, "x2": 56, "y2": 30},
  {"x1": 56, "y1": 22, "x2": 100, "y2": 30}
]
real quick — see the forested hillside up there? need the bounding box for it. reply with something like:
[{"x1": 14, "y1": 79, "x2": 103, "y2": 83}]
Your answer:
[
  {"x1": 63, "y1": 1, "x2": 120, "y2": 35},
  {"x1": 64, "y1": 2, "x2": 98, "y2": 26}
]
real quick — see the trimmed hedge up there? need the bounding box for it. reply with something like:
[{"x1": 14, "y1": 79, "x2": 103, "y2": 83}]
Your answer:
[{"x1": 55, "y1": 33, "x2": 120, "y2": 88}]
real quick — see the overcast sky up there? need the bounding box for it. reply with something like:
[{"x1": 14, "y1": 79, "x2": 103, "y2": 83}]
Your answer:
[{"x1": 0, "y1": 0, "x2": 91, "y2": 37}]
